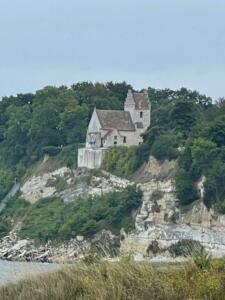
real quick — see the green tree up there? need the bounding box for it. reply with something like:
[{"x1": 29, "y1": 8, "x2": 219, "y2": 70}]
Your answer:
[
  {"x1": 191, "y1": 138, "x2": 217, "y2": 174},
  {"x1": 175, "y1": 168, "x2": 198, "y2": 205}
]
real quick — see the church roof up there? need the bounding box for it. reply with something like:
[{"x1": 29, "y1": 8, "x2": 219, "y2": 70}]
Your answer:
[
  {"x1": 96, "y1": 109, "x2": 135, "y2": 131},
  {"x1": 132, "y1": 91, "x2": 150, "y2": 110}
]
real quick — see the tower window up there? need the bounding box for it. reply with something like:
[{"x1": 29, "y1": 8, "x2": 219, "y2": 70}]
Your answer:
[
  {"x1": 140, "y1": 111, "x2": 143, "y2": 118},
  {"x1": 114, "y1": 136, "x2": 117, "y2": 140},
  {"x1": 123, "y1": 137, "x2": 126, "y2": 143}
]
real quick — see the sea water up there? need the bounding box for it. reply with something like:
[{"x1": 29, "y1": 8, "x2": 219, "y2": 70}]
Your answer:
[{"x1": 0, "y1": 260, "x2": 59, "y2": 286}]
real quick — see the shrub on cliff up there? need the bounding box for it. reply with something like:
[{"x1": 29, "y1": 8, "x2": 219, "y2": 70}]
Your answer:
[
  {"x1": 18, "y1": 185, "x2": 142, "y2": 242},
  {"x1": 101, "y1": 146, "x2": 137, "y2": 178}
]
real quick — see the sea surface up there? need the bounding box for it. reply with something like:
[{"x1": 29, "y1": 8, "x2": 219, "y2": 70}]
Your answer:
[{"x1": 0, "y1": 260, "x2": 59, "y2": 286}]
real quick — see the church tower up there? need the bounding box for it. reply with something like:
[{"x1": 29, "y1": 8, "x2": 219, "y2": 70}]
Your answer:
[{"x1": 124, "y1": 89, "x2": 151, "y2": 131}]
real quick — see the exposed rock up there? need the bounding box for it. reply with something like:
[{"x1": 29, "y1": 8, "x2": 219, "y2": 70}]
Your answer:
[
  {"x1": 135, "y1": 179, "x2": 179, "y2": 231},
  {"x1": 6, "y1": 155, "x2": 225, "y2": 262},
  {"x1": 76, "y1": 235, "x2": 84, "y2": 242},
  {"x1": 121, "y1": 224, "x2": 225, "y2": 258},
  {"x1": 20, "y1": 157, "x2": 131, "y2": 203},
  {"x1": 0, "y1": 229, "x2": 120, "y2": 263},
  {"x1": 21, "y1": 167, "x2": 72, "y2": 203},
  {"x1": 197, "y1": 176, "x2": 206, "y2": 199},
  {"x1": 121, "y1": 157, "x2": 225, "y2": 259},
  {"x1": 11, "y1": 240, "x2": 30, "y2": 251},
  {"x1": 132, "y1": 156, "x2": 177, "y2": 183}
]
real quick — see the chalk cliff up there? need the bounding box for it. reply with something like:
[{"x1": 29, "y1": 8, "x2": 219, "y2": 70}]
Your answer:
[{"x1": 2, "y1": 155, "x2": 225, "y2": 262}]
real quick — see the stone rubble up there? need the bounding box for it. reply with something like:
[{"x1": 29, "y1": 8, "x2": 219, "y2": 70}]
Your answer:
[
  {"x1": 21, "y1": 164, "x2": 131, "y2": 204},
  {"x1": 21, "y1": 167, "x2": 72, "y2": 203},
  {"x1": 122, "y1": 175, "x2": 225, "y2": 259},
  {"x1": 0, "y1": 229, "x2": 120, "y2": 263},
  {"x1": 5, "y1": 155, "x2": 225, "y2": 262}
]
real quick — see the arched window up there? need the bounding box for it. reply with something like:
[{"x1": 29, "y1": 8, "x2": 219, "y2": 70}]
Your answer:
[{"x1": 140, "y1": 111, "x2": 143, "y2": 118}]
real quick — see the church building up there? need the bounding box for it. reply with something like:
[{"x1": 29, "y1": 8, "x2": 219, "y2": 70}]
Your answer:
[{"x1": 78, "y1": 89, "x2": 151, "y2": 169}]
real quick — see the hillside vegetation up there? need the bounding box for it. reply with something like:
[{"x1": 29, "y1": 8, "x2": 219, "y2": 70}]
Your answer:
[
  {"x1": 1, "y1": 259, "x2": 225, "y2": 300},
  {"x1": 0, "y1": 186, "x2": 141, "y2": 241},
  {"x1": 0, "y1": 82, "x2": 225, "y2": 242},
  {"x1": 103, "y1": 87, "x2": 225, "y2": 211},
  {"x1": 0, "y1": 82, "x2": 131, "y2": 200}
]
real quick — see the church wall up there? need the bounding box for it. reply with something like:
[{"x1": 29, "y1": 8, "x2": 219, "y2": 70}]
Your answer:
[
  {"x1": 130, "y1": 108, "x2": 151, "y2": 131},
  {"x1": 78, "y1": 148, "x2": 106, "y2": 169},
  {"x1": 87, "y1": 110, "x2": 101, "y2": 134},
  {"x1": 81, "y1": 90, "x2": 151, "y2": 169},
  {"x1": 103, "y1": 130, "x2": 142, "y2": 147},
  {"x1": 86, "y1": 110, "x2": 102, "y2": 148}
]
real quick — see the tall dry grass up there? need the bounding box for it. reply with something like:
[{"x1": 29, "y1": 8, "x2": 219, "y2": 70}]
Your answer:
[{"x1": 1, "y1": 258, "x2": 225, "y2": 300}]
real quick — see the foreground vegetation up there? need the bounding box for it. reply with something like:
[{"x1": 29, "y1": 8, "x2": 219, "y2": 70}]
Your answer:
[{"x1": 1, "y1": 259, "x2": 225, "y2": 300}]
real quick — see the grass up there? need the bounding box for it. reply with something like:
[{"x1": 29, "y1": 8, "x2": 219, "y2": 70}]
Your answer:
[{"x1": 1, "y1": 259, "x2": 225, "y2": 300}]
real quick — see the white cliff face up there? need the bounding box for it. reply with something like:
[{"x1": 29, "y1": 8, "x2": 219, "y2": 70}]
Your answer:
[
  {"x1": 20, "y1": 156, "x2": 131, "y2": 203},
  {"x1": 135, "y1": 180, "x2": 179, "y2": 231},
  {"x1": 60, "y1": 170, "x2": 132, "y2": 203},
  {"x1": 121, "y1": 158, "x2": 225, "y2": 259},
  {"x1": 14, "y1": 155, "x2": 225, "y2": 261},
  {"x1": 21, "y1": 167, "x2": 72, "y2": 203}
]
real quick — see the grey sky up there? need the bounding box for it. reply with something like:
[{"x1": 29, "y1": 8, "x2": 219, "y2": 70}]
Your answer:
[{"x1": 0, "y1": 0, "x2": 225, "y2": 99}]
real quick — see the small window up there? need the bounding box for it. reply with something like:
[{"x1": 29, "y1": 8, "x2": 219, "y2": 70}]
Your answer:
[
  {"x1": 140, "y1": 111, "x2": 143, "y2": 118},
  {"x1": 114, "y1": 141, "x2": 117, "y2": 145},
  {"x1": 123, "y1": 137, "x2": 126, "y2": 143},
  {"x1": 114, "y1": 136, "x2": 117, "y2": 140}
]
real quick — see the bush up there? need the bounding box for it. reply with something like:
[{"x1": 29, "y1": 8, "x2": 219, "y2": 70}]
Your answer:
[
  {"x1": 151, "y1": 132, "x2": 181, "y2": 161},
  {"x1": 57, "y1": 143, "x2": 82, "y2": 168},
  {"x1": 102, "y1": 146, "x2": 137, "y2": 178},
  {"x1": 0, "y1": 165, "x2": 14, "y2": 201},
  {"x1": 203, "y1": 161, "x2": 225, "y2": 208},
  {"x1": 41, "y1": 146, "x2": 61, "y2": 156},
  {"x1": 0, "y1": 222, "x2": 10, "y2": 238},
  {"x1": 169, "y1": 239, "x2": 204, "y2": 257},
  {"x1": 18, "y1": 186, "x2": 142, "y2": 242},
  {"x1": 190, "y1": 138, "x2": 217, "y2": 174},
  {"x1": 0, "y1": 196, "x2": 30, "y2": 237},
  {"x1": 175, "y1": 168, "x2": 198, "y2": 205},
  {"x1": 19, "y1": 197, "x2": 65, "y2": 241}
]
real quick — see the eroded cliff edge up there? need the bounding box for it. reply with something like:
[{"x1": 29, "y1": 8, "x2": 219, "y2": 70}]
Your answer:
[
  {"x1": 122, "y1": 157, "x2": 225, "y2": 259},
  {"x1": 1, "y1": 155, "x2": 225, "y2": 262}
]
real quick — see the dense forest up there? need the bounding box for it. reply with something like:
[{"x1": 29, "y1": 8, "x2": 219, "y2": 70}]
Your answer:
[{"x1": 0, "y1": 81, "x2": 225, "y2": 215}]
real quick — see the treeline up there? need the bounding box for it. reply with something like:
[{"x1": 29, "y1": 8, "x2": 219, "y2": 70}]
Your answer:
[
  {"x1": 1, "y1": 82, "x2": 225, "y2": 212},
  {"x1": 134, "y1": 88, "x2": 225, "y2": 210},
  {"x1": 0, "y1": 82, "x2": 131, "y2": 200}
]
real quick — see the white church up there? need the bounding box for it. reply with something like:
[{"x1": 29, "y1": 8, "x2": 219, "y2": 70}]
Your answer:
[{"x1": 78, "y1": 89, "x2": 151, "y2": 169}]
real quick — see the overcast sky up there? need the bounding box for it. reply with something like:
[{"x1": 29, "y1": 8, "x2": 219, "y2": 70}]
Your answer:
[{"x1": 0, "y1": 0, "x2": 225, "y2": 99}]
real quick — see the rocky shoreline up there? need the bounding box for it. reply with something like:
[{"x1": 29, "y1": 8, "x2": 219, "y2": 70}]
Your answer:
[
  {"x1": 3, "y1": 157, "x2": 225, "y2": 263},
  {"x1": 0, "y1": 229, "x2": 120, "y2": 263}
]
